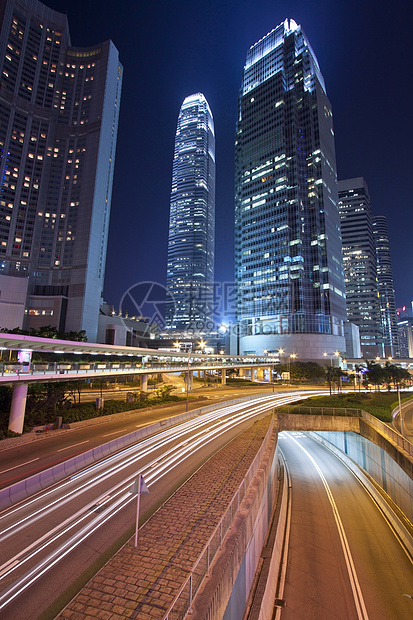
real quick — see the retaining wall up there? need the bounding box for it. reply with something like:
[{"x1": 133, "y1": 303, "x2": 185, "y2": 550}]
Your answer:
[{"x1": 313, "y1": 429, "x2": 413, "y2": 523}]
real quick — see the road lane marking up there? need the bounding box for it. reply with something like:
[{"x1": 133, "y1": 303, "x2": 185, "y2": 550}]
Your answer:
[
  {"x1": 0, "y1": 559, "x2": 19, "y2": 578},
  {"x1": 0, "y1": 458, "x2": 39, "y2": 475},
  {"x1": 288, "y1": 434, "x2": 369, "y2": 620},
  {"x1": 102, "y1": 428, "x2": 128, "y2": 437},
  {"x1": 57, "y1": 441, "x2": 89, "y2": 452}
]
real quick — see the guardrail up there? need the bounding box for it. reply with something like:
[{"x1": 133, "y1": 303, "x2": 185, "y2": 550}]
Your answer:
[
  {"x1": 278, "y1": 406, "x2": 361, "y2": 417},
  {"x1": 164, "y1": 415, "x2": 275, "y2": 619},
  {"x1": 361, "y1": 410, "x2": 413, "y2": 458},
  {"x1": 0, "y1": 360, "x2": 273, "y2": 381}
]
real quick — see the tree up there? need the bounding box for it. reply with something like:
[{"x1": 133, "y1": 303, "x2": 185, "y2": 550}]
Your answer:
[{"x1": 364, "y1": 362, "x2": 385, "y2": 391}]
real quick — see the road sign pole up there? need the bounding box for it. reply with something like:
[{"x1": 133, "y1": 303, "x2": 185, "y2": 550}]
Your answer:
[{"x1": 135, "y1": 474, "x2": 142, "y2": 547}]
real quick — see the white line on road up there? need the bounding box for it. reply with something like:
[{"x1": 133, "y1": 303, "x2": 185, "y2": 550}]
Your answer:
[
  {"x1": 57, "y1": 441, "x2": 89, "y2": 452},
  {"x1": 102, "y1": 428, "x2": 128, "y2": 437},
  {"x1": 0, "y1": 458, "x2": 39, "y2": 475},
  {"x1": 288, "y1": 434, "x2": 370, "y2": 620}
]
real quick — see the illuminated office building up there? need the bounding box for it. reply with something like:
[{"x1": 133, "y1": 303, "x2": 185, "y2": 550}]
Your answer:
[
  {"x1": 338, "y1": 178, "x2": 383, "y2": 357},
  {"x1": 372, "y1": 215, "x2": 399, "y2": 357},
  {"x1": 165, "y1": 93, "x2": 215, "y2": 333},
  {"x1": 235, "y1": 19, "x2": 346, "y2": 359},
  {"x1": 0, "y1": 0, "x2": 122, "y2": 340}
]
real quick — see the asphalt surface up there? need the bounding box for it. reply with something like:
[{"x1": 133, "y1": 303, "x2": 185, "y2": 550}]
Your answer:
[
  {"x1": 279, "y1": 432, "x2": 413, "y2": 619},
  {"x1": 0, "y1": 385, "x2": 277, "y2": 490}
]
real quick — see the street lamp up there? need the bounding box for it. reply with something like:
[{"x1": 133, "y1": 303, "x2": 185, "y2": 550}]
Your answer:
[
  {"x1": 186, "y1": 344, "x2": 192, "y2": 412},
  {"x1": 323, "y1": 351, "x2": 339, "y2": 394},
  {"x1": 288, "y1": 353, "x2": 296, "y2": 383}
]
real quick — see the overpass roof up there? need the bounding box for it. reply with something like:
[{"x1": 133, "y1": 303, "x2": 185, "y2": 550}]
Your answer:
[{"x1": 0, "y1": 334, "x2": 254, "y2": 362}]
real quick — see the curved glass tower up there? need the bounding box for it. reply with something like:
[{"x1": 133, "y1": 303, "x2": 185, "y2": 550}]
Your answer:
[
  {"x1": 165, "y1": 93, "x2": 215, "y2": 333},
  {"x1": 235, "y1": 19, "x2": 346, "y2": 359}
]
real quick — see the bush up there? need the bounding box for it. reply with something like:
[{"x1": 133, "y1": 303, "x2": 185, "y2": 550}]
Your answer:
[{"x1": 283, "y1": 392, "x2": 413, "y2": 423}]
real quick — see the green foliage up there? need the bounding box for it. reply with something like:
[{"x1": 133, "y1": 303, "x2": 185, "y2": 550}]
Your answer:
[
  {"x1": 0, "y1": 326, "x2": 87, "y2": 341},
  {"x1": 285, "y1": 392, "x2": 413, "y2": 422},
  {"x1": 277, "y1": 361, "x2": 326, "y2": 381},
  {"x1": 58, "y1": 392, "x2": 181, "y2": 424},
  {"x1": 362, "y1": 361, "x2": 411, "y2": 390}
]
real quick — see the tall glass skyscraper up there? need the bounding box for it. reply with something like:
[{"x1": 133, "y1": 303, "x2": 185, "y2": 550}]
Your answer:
[
  {"x1": 235, "y1": 19, "x2": 346, "y2": 359},
  {"x1": 0, "y1": 0, "x2": 122, "y2": 341},
  {"x1": 338, "y1": 178, "x2": 383, "y2": 357},
  {"x1": 372, "y1": 215, "x2": 399, "y2": 357},
  {"x1": 165, "y1": 93, "x2": 215, "y2": 333}
]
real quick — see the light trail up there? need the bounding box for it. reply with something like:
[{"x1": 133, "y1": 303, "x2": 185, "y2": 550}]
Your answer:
[{"x1": 0, "y1": 391, "x2": 324, "y2": 611}]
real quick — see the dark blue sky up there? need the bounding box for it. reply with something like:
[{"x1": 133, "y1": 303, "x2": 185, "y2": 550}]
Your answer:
[{"x1": 47, "y1": 0, "x2": 413, "y2": 311}]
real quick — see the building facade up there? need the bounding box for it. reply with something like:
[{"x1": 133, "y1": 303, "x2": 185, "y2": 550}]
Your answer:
[
  {"x1": 165, "y1": 93, "x2": 215, "y2": 334},
  {"x1": 397, "y1": 318, "x2": 413, "y2": 358},
  {"x1": 0, "y1": 0, "x2": 122, "y2": 341},
  {"x1": 372, "y1": 215, "x2": 399, "y2": 357},
  {"x1": 338, "y1": 178, "x2": 383, "y2": 358},
  {"x1": 234, "y1": 19, "x2": 346, "y2": 359}
]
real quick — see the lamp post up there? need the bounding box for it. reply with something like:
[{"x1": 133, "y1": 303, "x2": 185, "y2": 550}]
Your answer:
[
  {"x1": 186, "y1": 344, "x2": 192, "y2": 412},
  {"x1": 323, "y1": 351, "x2": 339, "y2": 394},
  {"x1": 398, "y1": 384, "x2": 405, "y2": 438},
  {"x1": 289, "y1": 353, "x2": 296, "y2": 383}
]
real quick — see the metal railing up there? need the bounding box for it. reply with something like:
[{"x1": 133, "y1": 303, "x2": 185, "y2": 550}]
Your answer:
[
  {"x1": 164, "y1": 415, "x2": 275, "y2": 619},
  {"x1": 278, "y1": 405, "x2": 361, "y2": 417},
  {"x1": 361, "y1": 410, "x2": 413, "y2": 458}
]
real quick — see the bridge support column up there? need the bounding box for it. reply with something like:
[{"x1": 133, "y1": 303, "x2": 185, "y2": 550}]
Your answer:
[
  {"x1": 250, "y1": 367, "x2": 256, "y2": 382},
  {"x1": 140, "y1": 374, "x2": 148, "y2": 392},
  {"x1": 9, "y1": 382, "x2": 28, "y2": 434},
  {"x1": 221, "y1": 369, "x2": 226, "y2": 385},
  {"x1": 270, "y1": 367, "x2": 276, "y2": 384}
]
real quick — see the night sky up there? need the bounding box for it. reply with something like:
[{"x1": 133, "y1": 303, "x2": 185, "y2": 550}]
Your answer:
[{"x1": 45, "y1": 0, "x2": 413, "y2": 317}]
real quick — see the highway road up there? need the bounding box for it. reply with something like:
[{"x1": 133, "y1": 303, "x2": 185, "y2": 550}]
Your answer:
[
  {"x1": 394, "y1": 396, "x2": 413, "y2": 443},
  {"x1": 279, "y1": 432, "x2": 413, "y2": 620},
  {"x1": 0, "y1": 391, "x2": 316, "y2": 619},
  {"x1": 0, "y1": 385, "x2": 289, "y2": 491}
]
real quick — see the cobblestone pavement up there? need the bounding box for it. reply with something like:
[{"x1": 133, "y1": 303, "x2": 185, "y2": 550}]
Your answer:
[{"x1": 57, "y1": 416, "x2": 271, "y2": 619}]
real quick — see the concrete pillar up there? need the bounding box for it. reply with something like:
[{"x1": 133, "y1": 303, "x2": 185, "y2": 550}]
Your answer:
[
  {"x1": 221, "y1": 368, "x2": 226, "y2": 385},
  {"x1": 251, "y1": 367, "x2": 255, "y2": 382},
  {"x1": 140, "y1": 373, "x2": 148, "y2": 392},
  {"x1": 9, "y1": 383, "x2": 28, "y2": 434}
]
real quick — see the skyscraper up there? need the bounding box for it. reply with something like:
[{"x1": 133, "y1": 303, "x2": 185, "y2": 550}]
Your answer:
[
  {"x1": 234, "y1": 19, "x2": 346, "y2": 359},
  {"x1": 0, "y1": 0, "x2": 122, "y2": 341},
  {"x1": 165, "y1": 93, "x2": 215, "y2": 333},
  {"x1": 338, "y1": 178, "x2": 383, "y2": 357},
  {"x1": 372, "y1": 215, "x2": 399, "y2": 357}
]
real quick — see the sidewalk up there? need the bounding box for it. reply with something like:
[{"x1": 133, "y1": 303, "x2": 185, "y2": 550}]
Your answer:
[{"x1": 57, "y1": 416, "x2": 272, "y2": 619}]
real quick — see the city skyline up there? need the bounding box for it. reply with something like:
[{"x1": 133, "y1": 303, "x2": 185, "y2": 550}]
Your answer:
[{"x1": 35, "y1": 0, "x2": 413, "y2": 319}]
